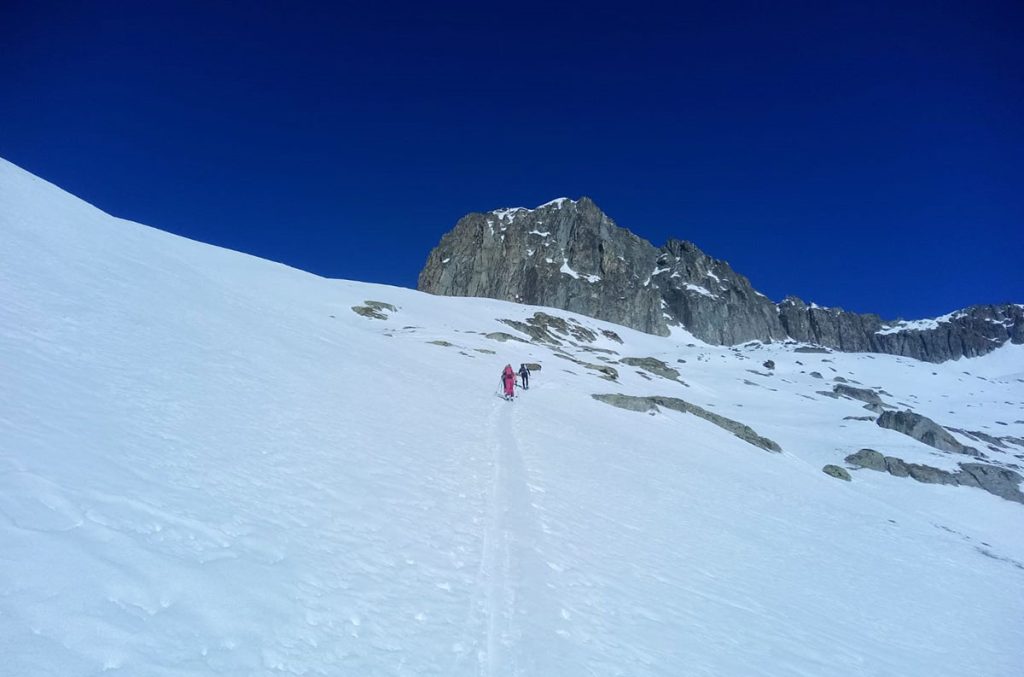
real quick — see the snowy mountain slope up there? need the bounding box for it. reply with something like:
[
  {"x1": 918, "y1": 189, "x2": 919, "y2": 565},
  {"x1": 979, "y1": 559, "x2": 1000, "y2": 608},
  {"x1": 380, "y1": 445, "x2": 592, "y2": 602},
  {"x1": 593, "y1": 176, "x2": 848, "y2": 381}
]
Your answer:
[{"x1": 2, "y1": 157, "x2": 1023, "y2": 676}]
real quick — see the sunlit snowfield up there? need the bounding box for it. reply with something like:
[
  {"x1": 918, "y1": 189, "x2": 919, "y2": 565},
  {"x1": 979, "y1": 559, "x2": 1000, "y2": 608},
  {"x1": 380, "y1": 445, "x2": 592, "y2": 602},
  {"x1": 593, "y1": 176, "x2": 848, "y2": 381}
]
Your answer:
[{"x1": 2, "y1": 158, "x2": 1022, "y2": 676}]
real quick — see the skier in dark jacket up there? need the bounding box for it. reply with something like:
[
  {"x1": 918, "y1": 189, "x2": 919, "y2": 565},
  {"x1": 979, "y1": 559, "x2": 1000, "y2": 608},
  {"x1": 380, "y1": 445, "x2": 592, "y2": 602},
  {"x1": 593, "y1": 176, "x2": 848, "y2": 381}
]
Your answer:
[{"x1": 518, "y1": 364, "x2": 530, "y2": 390}]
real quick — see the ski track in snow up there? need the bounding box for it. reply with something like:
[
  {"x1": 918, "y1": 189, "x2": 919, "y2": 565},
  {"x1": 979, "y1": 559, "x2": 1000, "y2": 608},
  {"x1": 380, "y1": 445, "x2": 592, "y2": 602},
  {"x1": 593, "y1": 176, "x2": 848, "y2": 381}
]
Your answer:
[
  {"x1": 450, "y1": 394, "x2": 569, "y2": 677},
  {"x1": 484, "y1": 400, "x2": 514, "y2": 675}
]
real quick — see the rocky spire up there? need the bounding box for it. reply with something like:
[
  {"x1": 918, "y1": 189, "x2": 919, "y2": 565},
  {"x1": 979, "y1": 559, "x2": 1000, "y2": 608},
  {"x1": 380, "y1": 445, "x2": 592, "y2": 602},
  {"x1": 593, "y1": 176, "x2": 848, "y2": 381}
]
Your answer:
[{"x1": 417, "y1": 197, "x2": 665, "y2": 335}]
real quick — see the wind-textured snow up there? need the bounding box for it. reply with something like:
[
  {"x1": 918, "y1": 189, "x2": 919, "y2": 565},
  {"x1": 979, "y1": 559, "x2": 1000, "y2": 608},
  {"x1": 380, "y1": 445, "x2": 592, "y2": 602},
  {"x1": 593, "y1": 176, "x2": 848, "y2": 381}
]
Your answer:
[{"x1": 1, "y1": 157, "x2": 1023, "y2": 676}]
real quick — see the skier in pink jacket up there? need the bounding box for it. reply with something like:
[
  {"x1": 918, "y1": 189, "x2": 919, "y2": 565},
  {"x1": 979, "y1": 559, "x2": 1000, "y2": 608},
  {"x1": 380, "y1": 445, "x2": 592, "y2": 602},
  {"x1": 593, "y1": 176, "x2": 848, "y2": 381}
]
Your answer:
[{"x1": 501, "y1": 364, "x2": 516, "y2": 400}]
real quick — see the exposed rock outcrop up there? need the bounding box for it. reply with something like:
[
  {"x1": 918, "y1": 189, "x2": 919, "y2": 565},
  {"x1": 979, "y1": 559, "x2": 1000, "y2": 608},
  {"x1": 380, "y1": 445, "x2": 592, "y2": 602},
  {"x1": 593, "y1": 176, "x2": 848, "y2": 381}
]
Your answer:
[
  {"x1": 833, "y1": 385, "x2": 886, "y2": 406},
  {"x1": 958, "y1": 463, "x2": 1024, "y2": 503},
  {"x1": 779, "y1": 297, "x2": 1023, "y2": 363},
  {"x1": 823, "y1": 464, "x2": 852, "y2": 481},
  {"x1": 419, "y1": 198, "x2": 1022, "y2": 362},
  {"x1": 845, "y1": 448, "x2": 889, "y2": 472},
  {"x1": 876, "y1": 410, "x2": 981, "y2": 457},
  {"x1": 351, "y1": 300, "x2": 397, "y2": 320},
  {"x1": 845, "y1": 449, "x2": 1024, "y2": 504},
  {"x1": 485, "y1": 332, "x2": 527, "y2": 343},
  {"x1": 592, "y1": 393, "x2": 781, "y2": 452},
  {"x1": 496, "y1": 312, "x2": 600, "y2": 346},
  {"x1": 419, "y1": 198, "x2": 666, "y2": 336},
  {"x1": 619, "y1": 357, "x2": 681, "y2": 381}
]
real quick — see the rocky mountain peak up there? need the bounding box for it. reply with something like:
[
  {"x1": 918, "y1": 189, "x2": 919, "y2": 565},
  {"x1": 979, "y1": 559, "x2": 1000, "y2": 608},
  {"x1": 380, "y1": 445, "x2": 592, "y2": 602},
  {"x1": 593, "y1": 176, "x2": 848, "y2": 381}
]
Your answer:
[{"x1": 418, "y1": 198, "x2": 1022, "y2": 362}]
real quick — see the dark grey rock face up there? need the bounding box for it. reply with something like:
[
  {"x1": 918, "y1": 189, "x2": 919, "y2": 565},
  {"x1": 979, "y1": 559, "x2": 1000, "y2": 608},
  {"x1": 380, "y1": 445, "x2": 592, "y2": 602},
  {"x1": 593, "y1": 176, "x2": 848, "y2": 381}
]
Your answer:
[
  {"x1": 418, "y1": 198, "x2": 785, "y2": 343},
  {"x1": 419, "y1": 198, "x2": 1022, "y2": 361},
  {"x1": 779, "y1": 298, "x2": 1024, "y2": 363},
  {"x1": 779, "y1": 296, "x2": 882, "y2": 353},
  {"x1": 876, "y1": 410, "x2": 981, "y2": 456},
  {"x1": 655, "y1": 239, "x2": 786, "y2": 344},
  {"x1": 419, "y1": 198, "x2": 666, "y2": 335}
]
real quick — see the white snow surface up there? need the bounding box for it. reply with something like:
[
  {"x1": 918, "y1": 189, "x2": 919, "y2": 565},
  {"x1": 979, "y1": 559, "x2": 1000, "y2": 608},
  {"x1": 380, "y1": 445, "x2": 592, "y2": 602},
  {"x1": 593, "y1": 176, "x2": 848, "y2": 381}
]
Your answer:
[
  {"x1": 2, "y1": 157, "x2": 1023, "y2": 676},
  {"x1": 558, "y1": 258, "x2": 600, "y2": 283},
  {"x1": 683, "y1": 283, "x2": 717, "y2": 298},
  {"x1": 876, "y1": 311, "x2": 965, "y2": 335},
  {"x1": 491, "y1": 207, "x2": 527, "y2": 222},
  {"x1": 537, "y1": 198, "x2": 573, "y2": 209},
  {"x1": 491, "y1": 198, "x2": 573, "y2": 223}
]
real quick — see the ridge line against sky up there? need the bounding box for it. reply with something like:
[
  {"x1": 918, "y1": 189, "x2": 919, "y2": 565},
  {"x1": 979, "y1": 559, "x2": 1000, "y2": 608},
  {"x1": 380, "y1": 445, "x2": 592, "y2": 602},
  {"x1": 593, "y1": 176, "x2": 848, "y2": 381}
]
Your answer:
[{"x1": 1, "y1": 0, "x2": 1021, "y2": 320}]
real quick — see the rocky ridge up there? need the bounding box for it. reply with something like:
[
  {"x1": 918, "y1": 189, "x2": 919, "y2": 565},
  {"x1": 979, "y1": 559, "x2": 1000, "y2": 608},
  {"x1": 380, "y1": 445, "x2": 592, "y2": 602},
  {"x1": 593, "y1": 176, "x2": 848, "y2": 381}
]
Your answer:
[
  {"x1": 845, "y1": 449, "x2": 1024, "y2": 504},
  {"x1": 418, "y1": 198, "x2": 1022, "y2": 362}
]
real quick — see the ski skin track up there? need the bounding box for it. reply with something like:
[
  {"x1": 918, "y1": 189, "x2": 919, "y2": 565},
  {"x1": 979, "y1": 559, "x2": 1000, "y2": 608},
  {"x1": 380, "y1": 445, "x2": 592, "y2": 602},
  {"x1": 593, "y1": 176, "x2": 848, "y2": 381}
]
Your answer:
[
  {"x1": 477, "y1": 384, "x2": 576, "y2": 676},
  {"x1": 450, "y1": 386, "x2": 567, "y2": 677}
]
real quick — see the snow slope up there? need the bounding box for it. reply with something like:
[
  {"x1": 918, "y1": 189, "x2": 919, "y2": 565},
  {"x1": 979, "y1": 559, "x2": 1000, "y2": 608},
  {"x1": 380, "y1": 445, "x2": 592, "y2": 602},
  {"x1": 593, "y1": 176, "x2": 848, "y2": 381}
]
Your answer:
[{"x1": 2, "y1": 157, "x2": 1023, "y2": 676}]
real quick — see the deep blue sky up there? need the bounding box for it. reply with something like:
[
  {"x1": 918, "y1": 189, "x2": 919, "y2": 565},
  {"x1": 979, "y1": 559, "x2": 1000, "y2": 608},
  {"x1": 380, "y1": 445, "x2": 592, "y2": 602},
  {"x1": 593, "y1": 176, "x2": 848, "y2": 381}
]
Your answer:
[{"x1": 2, "y1": 1, "x2": 1021, "y2": 319}]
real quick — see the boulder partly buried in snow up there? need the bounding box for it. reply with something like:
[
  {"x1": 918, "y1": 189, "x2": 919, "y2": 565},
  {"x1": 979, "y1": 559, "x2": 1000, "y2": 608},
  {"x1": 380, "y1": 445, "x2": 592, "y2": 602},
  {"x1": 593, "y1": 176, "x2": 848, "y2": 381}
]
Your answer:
[
  {"x1": 833, "y1": 384, "x2": 886, "y2": 406},
  {"x1": 620, "y1": 357, "x2": 682, "y2": 381},
  {"x1": 876, "y1": 410, "x2": 981, "y2": 456},
  {"x1": 958, "y1": 463, "x2": 1024, "y2": 503},
  {"x1": 823, "y1": 464, "x2": 852, "y2": 481},
  {"x1": 587, "y1": 364, "x2": 619, "y2": 381},
  {"x1": 352, "y1": 300, "x2": 397, "y2": 320},
  {"x1": 844, "y1": 449, "x2": 1024, "y2": 504},
  {"x1": 593, "y1": 393, "x2": 781, "y2": 453},
  {"x1": 485, "y1": 331, "x2": 528, "y2": 343},
  {"x1": 500, "y1": 312, "x2": 599, "y2": 346},
  {"x1": 845, "y1": 448, "x2": 887, "y2": 472}
]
